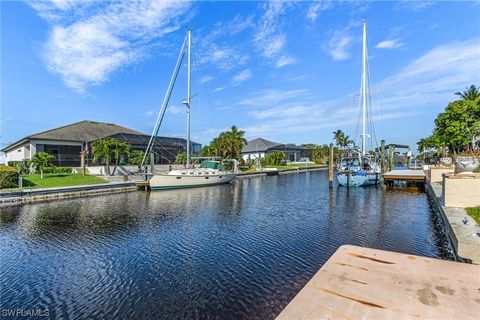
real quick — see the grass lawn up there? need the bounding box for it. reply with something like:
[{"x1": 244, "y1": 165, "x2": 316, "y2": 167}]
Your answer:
[
  {"x1": 17, "y1": 173, "x2": 107, "y2": 189},
  {"x1": 466, "y1": 207, "x2": 480, "y2": 225}
]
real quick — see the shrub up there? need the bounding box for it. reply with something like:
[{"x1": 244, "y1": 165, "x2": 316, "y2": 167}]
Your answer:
[
  {"x1": 43, "y1": 167, "x2": 72, "y2": 174},
  {"x1": 8, "y1": 160, "x2": 30, "y2": 174},
  {"x1": 0, "y1": 165, "x2": 19, "y2": 189}
]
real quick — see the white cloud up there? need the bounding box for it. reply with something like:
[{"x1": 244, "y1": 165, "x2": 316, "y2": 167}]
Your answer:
[
  {"x1": 398, "y1": 0, "x2": 436, "y2": 11},
  {"x1": 375, "y1": 39, "x2": 480, "y2": 110},
  {"x1": 214, "y1": 86, "x2": 226, "y2": 92},
  {"x1": 324, "y1": 29, "x2": 355, "y2": 61},
  {"x1": 168, "y1": 105, "x2": 183, "y2": 114},
  {"x1": 145, "y1": 110, "x2": 155, "y2": 116},
  {"x1": 31, "y1": 1, "x2": 191, "y2": 92},
  {"x1": 276, "y1": 55, "x2": 296, "y2": 68},
  {"x1": 232, "y1": 69, "x2": 252, "y2": 86},
  {"x1": 254, "y1": 1, "x2": 295, "y2": 62},
  {"x1": 306, "y1": 1, "x2": 334, "y2": 23},
  {"x1": 376, "y1": 39, "x2": 403, "y2": 49},
  {"x1": 236, "y1": 39, "x2": 480, "y2": 139},
  {"x1": 200, "y1": 75, "x2": 214, "y2": 84},
  {"x1": 198, "y1": 43, "x2": 249, "y2": 71},
  {"x1": 236, "y1": 89, "x2": 309, "y2": 107}
]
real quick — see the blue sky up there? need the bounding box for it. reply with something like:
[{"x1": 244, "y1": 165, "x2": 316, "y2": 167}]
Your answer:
[{"x1": 1, "y1": 0, "x2": 480, "y2": 156}]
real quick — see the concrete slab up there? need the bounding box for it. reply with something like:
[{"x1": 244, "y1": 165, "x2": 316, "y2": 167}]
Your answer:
[
  {"x1": 383, "y1": 170, "x2": 426, "y2": 182},
  {"x1": 276, "y1": 245, "x2": 480, "y2": 320},
  {"x1": 429, "y1": 183, "x2": 480, "y2": 264}
]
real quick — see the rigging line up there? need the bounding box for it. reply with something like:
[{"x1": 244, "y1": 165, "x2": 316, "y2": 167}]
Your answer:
[
  {"x1": 367, "y1": 57, "x2": 379, "y2": 150},
  {"x1": 142, "y1": 33, "x2": 188, "y2": 167},
  {"x1": 192, "y1": 41, "x2": 219, "y2": 139}
]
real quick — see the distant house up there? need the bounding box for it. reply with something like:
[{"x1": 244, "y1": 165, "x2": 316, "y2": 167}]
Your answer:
[
  {"x1": 241, "y1": 138, "x2": 307, "y2": 162},
  {"x1": 2, "y1": 120, "x2": 201, "y2": 167}
]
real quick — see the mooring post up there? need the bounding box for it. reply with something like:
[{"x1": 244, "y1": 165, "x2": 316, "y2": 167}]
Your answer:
[
  {"x1": 329, "y1": 143, "x2": 334, "y2": 188},
  {"x1": 388, "y1": 146, "x2": 394, "y2": 171},
  {"x1": 150, "y1": 153, "x2": 155, "y2": 174},
  {"x1": 380, "y1": 140, "x2": 385, "y2": 175},
  {"x1": 80, "y1": 153, "x2": 86, "y2": 176}
]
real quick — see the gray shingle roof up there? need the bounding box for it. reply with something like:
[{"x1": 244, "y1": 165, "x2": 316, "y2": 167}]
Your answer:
[
  {"x1": 241, "y1": 138, "x2": 282, "y2": 153},
  {"x1": 30, "y1": 120, "x2": 144, "y2": 142},
  {"x1": 2, "y1": 120, "x2": 145, "y2": 152}
]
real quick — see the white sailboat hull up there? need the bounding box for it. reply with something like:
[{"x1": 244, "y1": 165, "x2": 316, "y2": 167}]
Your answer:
[
  {"x1": 336, "y1": 171, "x2": 379, "y2": 187},
  {"x1": 149, "y1": 173, "x2": 236, "y2": 190}
]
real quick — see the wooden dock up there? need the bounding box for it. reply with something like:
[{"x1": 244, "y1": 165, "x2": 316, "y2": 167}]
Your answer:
[
  {"x1": 383, "y1": 169, "x2": 426, "y2": 183},
  {"x1": 135, "y1": 180, "x2": 150, "y2": 191},
  {"x1": 276, "y1": 245, "x2": 480, "y2": 320}
]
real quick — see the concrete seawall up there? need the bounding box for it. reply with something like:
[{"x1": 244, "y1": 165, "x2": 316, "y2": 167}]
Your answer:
[
  {"x1": 0, "y1": 182, "x2": 137, "y2": 207},
  {"x1": 425, "y1": 181, "x2": 480, "y2": 264}
]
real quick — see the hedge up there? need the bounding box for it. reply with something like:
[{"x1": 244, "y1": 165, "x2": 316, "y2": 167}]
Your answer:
[
  {"x1": 0, "y1": 165, "x2": 19, "y2": 189},
  {"x1": 42, "y1": 167, "x2": 73, "y2": 174}
]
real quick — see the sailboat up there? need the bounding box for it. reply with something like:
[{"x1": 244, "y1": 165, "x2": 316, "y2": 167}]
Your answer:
[
  {"x1": 336, "y1": 18, "x2": 381, "y2": 187},
  {"x1": 142, "y1": 29, "x2": 236, "y2": 190}
]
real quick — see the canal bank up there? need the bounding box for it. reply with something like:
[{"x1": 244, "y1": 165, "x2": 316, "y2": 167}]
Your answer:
[
  {"x1": 425, "y1": 180, "x2": 480, "y2": 264},
  {"x1": 0, "y1": 182, "x2": 137, "y2": 206}
]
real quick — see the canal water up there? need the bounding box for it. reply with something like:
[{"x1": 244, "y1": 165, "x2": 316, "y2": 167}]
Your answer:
[{"x1": 1, "y1": 171, "x2": 453, "y2": 319}]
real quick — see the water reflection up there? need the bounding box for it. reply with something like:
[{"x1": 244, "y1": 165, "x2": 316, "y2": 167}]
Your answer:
[{"x1": 0, "y1": 171, "x2": 453, "y2": 320}]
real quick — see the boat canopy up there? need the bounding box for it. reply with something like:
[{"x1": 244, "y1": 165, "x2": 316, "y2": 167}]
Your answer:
[{"x1": 200, "y1": 161, "x2": 225, "y2": 171}]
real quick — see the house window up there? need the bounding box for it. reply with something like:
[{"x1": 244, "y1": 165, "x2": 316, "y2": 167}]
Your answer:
[{"x1": 17, "y1": 149, "x2": 21, "y2": 152}]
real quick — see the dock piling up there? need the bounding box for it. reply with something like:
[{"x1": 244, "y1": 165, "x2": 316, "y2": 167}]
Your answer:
[
  {"x1": 380, "y1": 140, "x2": 385, "y2": 175},
  {"x1": 388, "y1": 146, "x2": 394, "y2": 171},
  {"x1": 328, "y1": 143, "x2": 334, "y2": 188}
]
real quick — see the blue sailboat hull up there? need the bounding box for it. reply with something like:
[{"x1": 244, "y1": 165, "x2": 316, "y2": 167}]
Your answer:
[{"x1": 336, "y1": 171, "x2": 379, "y2": 187}]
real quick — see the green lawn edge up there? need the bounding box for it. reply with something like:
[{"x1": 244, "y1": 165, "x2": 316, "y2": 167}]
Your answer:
[
  {"x1": 466, "y1": 207, "x2": 480, "y2": 225},
  {"x1": 5, "y1": 173, "x2": 107, "y2": 190}
]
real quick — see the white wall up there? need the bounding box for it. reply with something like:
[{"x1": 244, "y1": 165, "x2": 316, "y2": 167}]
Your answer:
[
  {"x1": 5, "y1": 139, "x2": 83, "y2": 165},
  {"x1": 241, "y1": 152, "x2": 266, "y2": 161},
  {"x1": 6, "y1": 144, "x2": 30, "y2": 163}
]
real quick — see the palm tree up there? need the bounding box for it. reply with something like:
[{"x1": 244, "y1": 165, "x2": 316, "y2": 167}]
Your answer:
[
  {"x1": 31, "y1": 152, "x2": 55, "y2": 179},
  {"x1": 228, "y1": 125, "x2": 247, "y2": 159},
  {"x1": 455, "y1": 85, "x2": 480, "y2": 101},
  {"x1": 111, "y1": 140, "x2": 130, "y2": 175},
  {"x1": 92, "y1": 138, "x2": 114, "y2": 175},
  {"x1": 341, "y1": 135, "x2": 355, "y2": 148},
  {"x1": 333, "y1": 129, "x2": 345, "y2": 147},
  {"x1": 128, "y1": 150, "x2": 145, "y2": 170}
]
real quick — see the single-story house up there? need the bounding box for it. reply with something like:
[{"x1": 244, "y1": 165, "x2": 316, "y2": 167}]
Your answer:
[
  {"x1": 241, "y1": 137, "x2": 308, "y2": 162},
  {"x1": 2, "y1": 120, "x2": 201, "y2": 167}
]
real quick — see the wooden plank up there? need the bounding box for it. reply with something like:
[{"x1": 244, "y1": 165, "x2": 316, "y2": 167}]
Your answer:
[
  {"x1": 276, "y1": 245, "x2": 480, "y2": 320},
  {"x1": 383, "y1": 170, "x2": 426, "y2": 182}
]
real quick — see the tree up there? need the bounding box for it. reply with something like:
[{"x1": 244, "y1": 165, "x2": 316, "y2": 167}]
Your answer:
[
  {"x1": 175, "y1": 152, "x2": 187, "y2": 164},
  {"x1": 455, "y1": 84, "x2": 480, "y2": 101},
  {"x1": 261, "y1": 151, "x2": 285, "y2": 166},
  {"x1": 341, "y1": 135, "x2": 354, "y2": 148},
  {"x1": 111, "y1": 140, "x2": 130, "y2": 175},
  {"x1": 201, "y1": 125, "x2": 247, "y2": 160},
  {"x1": 418, "y1": 95, "x2": 480, "y2": 156},
  {"x1": 91, "y1": 138, "x2": 130, "y2": 176},
  {"x1": 333, "y1": 129, "x2": 345, "y2": 147},
  {"x1": 92, "y1": 138, "x2": 114, "y2": 175},
  {"x1": 199, "y1": 144, "x2": 217, "y2": 157},
  {"x1": 128, "y1": 150, "x2": 145, "y2": 170},
  {"x1": 31, "y1": 152, "x2": 55, "y2": 179}
]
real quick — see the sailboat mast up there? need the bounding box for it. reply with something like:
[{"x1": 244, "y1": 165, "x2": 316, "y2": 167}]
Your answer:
[
  {"x1": 186, "y1": 29, "x2": 192, "y2": 167},
  {"x1": 361, "y1": 18, "x2": 367, "y2": 156}
]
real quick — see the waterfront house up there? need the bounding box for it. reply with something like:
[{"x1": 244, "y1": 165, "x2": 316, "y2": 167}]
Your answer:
[
  {"x1": 241, "y1": 138, "x2": 307, "y2": 162},
  {"x1": 2, "y1": 120, "x2": 201, "y2": 167}
]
